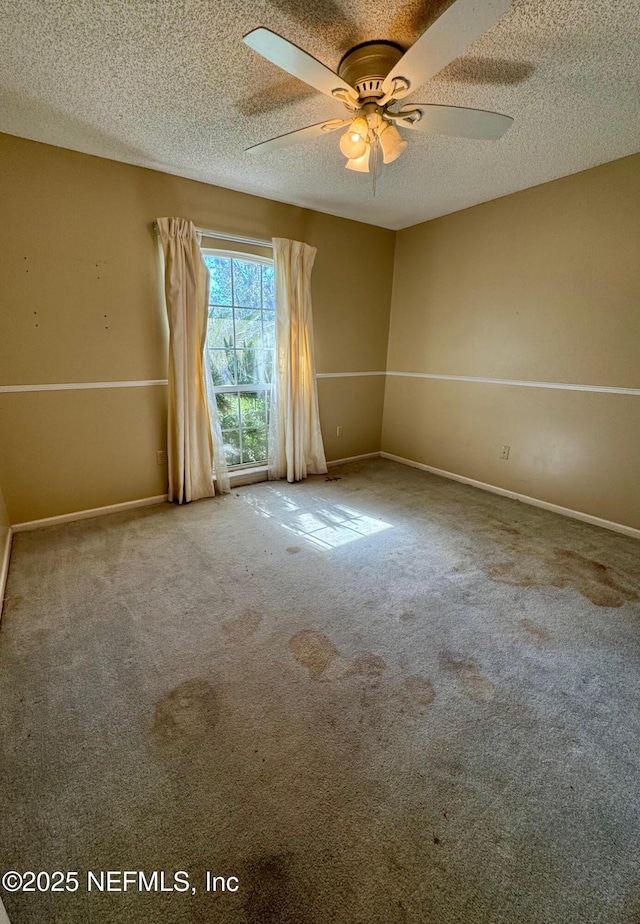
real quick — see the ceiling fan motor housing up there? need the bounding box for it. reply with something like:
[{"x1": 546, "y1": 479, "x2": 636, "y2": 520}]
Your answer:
[{"x1": 338, "y1": 41, "x2": 404, "y2": 100}]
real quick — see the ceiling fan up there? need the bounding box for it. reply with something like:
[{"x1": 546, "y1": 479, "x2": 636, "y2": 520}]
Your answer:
[{"x1": 243, "y1": 0, "x2": 514, "y2": 175}]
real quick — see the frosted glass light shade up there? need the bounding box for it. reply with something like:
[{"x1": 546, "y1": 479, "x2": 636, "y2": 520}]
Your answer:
[
  {"x1": 340, "y1": 130, "x2": 367, "y2": 160},
  {"x1": 349, "y1": 116, "x2": 369, "y2": 140},
  {"x1": 377, "y1": 120, "x2": 408, "y2": 164},
  {"x1": 339, "y1": 116, "x2": 369, "y2": 159},
  {"x1": 345, "y1": 144, "x2": 371, "y2": 172}
]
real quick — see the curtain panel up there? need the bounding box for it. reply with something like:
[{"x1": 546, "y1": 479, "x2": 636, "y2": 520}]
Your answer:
[
  {"x1": 268, "y1": 237, "x2": 328, "y2": 483},
  {"x1": 156, "y1": 217, "x2": 228, "y2": 503}
]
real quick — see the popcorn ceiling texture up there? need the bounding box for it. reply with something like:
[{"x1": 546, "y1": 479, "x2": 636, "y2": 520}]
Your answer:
[{"x1": 0, "y1": 0, "x2": 639, "y2": 229}]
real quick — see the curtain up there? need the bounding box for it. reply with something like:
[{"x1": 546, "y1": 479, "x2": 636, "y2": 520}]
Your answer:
[
  {"x1": 268, "y1": 237, "x2": 328, "y2": 482},
  {"x1": 156, "y1": 217, "x2": 228, "y2": 502},
  {"x1": 203, "y1": 348, "x2": 230, "y2": 495}
]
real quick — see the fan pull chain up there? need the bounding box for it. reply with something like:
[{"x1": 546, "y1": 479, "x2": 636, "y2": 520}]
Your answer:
[{"x1": 371, "y1": 135, "x2": 380, "y2": 196}]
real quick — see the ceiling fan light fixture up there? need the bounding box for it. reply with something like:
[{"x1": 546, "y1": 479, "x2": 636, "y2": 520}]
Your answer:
[
  {"x1": 340, "y1": 131, "x2": 367, "y2": 160},
  {"x1": 339, "y1": 115, "x2": 369, "y2": 159},
  {"x1": 377, "y1": 120, "x2": 408, "y2": 165},
  {"x1": 350, "y1": 115, "x2": 369, "y2": 140},
  {"x1": 243, "y1": 0, "x2": 515, "y2": 180},
  {"x1": 345, "y1": 144, "x2": 371, "y2": 173}
]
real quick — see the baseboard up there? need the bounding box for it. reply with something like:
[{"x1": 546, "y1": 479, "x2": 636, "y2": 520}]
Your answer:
[
  {"x1": 11, "y1": 495, "x2": 169, "y2": 533},
  {"x1": 380, "y1": 452, "x2": 640, "y2": 540},
  {"x1": 4, "y1": 459, "x2": 377, "y2": 532},
  {"x1": 227, "y1": 455, "x2": 381, "y2": 487},
  {"x1": 0, "y1": 527, "x2": 13, "y2": 621},
  {"x1": 327, "y1": 452, "x2": 381, "y2": 467}
]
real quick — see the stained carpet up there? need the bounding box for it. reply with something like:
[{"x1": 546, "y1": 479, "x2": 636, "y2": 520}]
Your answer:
[{"x1": 0, "y1": 459, "x2": 639, "y2": 923}]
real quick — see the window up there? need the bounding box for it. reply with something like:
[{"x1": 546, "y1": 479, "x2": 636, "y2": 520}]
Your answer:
[{"x1": 202, "y1": 250, "x2": 275, "y2": 468}]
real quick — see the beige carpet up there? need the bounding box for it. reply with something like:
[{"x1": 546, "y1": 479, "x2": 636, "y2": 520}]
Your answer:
[{"x1": 0, "y1": 458, "x2": 639, "y2": 923}]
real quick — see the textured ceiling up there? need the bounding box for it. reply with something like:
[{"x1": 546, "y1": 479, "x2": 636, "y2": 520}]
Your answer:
[{"x1": 1, "y1": 0, "x2": 639, "y2": 229}]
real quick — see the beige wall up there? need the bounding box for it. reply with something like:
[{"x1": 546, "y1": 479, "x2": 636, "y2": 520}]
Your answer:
[
  {"x1": 0, "y1": 133, "x2": 394, "y2": 523},
  {"x1": 2, "y1": 131, "x2": 637, "y2": 530},
  {"x1": 383, "y1": 153, "x2": 640, "y2": 530},
  {"x1": 0, "y1": 479, "x2": 9, "y2": 615},
  {"x1": 0, "y1": 481, "x2": 9, "y2": 551}
]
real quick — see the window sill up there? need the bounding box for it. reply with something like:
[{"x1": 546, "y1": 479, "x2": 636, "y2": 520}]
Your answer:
[{"x1": 219, "y1": 465, "x2": 269, "y2": 489}]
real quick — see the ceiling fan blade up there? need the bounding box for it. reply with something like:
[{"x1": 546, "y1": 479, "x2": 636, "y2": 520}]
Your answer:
[
  {"x1": 398, "y1": 103, "x2": 513, "y2": 139},
  {"x1": 243, "y1": 28, "x2": 357, "y2": 103},
  {"x1": 381, "y1": 0, "x2": 512, "y2": 98},
  {"x1": 246, "y1": 119, "x2": 350, "y2": 154}
]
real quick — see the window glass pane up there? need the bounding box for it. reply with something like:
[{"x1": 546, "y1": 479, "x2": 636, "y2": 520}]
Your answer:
[
  {"x1": 262, "y1": 264, "x2": 275, "y2": 309},
  {"x1": 206, "y1": 309, "x2": 233, "y2": 348},
  {"x1": 233, "y1": 259, "x2": 261, "y2": 308},
  {"x1": 216, "y1": 392, "x2": 239, "y2": 430},
  {"x1": 236, "y1": 350, "x2": 264, "y2": 385},
  {"x1": 209, "y1": 349, "x2": 237, "y2": 386},
  {"x1": 242, "y1": 429, "x2": 267, "y2": 464},
  {"x1": 205, "y1": 252, "x2": 275, "y2": 469},
  {"x1": 262, "y1": 317, "x2": 275, "y2": 349},
  {"x1": 234, "y1": 307, "x2": 262, "y2": 349},
  {"x1": 208, "y1": 304, "x2": 232, "y2": 321},
  {"x1": 239, "y1": 392, "x2": 267, "y2": 430},
  {"x1": 258, "y1": 350, "x2": 273, "y2": 385},
  {"x1": 222, "y1": 429, "x2": 241, "y2": 466},
  {"x1": 204, "y1": 256, "x2": 232, "y2": 306},
  {"x1": 237, "y1": 352, "x2": 272, "y2": 386}
]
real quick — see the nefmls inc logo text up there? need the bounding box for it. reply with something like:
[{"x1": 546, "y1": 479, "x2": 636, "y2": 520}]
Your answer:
[
  {"x1": 0, "y1": 869, "x2": 240, "y2": 896},
  {"x1": 88, "y1": 871, "x2": 191, "y2": 892},
  {"x1": 86, "y1": 871, "x2": 239, "y2": 892}
]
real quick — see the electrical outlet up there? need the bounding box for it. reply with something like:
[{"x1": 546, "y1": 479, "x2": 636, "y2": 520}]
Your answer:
[
  {"x1": 336, "y1": 426, "x2": 343, "y2": 437},
  {"x1": 500, "y1": 445, "x2": 510, "y2": 460},
  {"x1": 156, "y1": 450, "x2": 167, "y2": 465}
]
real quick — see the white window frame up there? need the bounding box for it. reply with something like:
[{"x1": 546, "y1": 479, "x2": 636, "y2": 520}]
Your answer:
[{"x1": 202, "y1": 247, "x2": 275, "y2": 471}]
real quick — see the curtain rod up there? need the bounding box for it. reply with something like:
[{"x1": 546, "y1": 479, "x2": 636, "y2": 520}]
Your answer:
[{"x1": 195, "y1": 227, "x2": 272, "y2": 248}]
